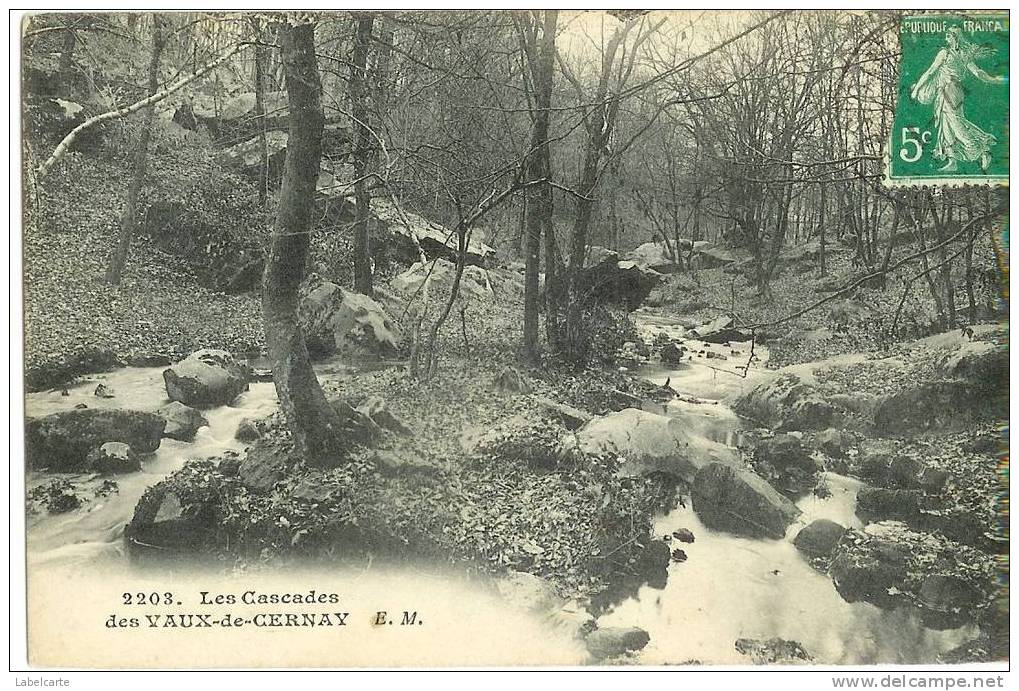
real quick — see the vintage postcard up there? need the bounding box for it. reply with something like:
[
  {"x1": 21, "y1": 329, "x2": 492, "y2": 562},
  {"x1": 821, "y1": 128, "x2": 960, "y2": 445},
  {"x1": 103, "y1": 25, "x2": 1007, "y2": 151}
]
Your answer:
[{"x1": 14, "y1": 8, "x2": 1010, "y2": 674}]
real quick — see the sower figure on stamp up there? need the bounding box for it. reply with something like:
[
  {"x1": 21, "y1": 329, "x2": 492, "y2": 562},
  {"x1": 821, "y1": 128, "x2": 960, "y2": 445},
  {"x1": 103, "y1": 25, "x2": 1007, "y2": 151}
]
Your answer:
[{"x1": 910, "y1": 25, "x2": 1006, "y2": 173}]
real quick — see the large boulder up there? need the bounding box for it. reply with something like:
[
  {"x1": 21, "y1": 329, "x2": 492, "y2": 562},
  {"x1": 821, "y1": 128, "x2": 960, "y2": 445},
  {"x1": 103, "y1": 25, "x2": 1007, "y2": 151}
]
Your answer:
[
  {"x1": 935, "y1": 340, "x2": 1007, "y2": 390},
  {"x1": 390, "y1": 259, "x2": 495, "y2": 306},
  {"x1": 873, "y1": 381, "x2": 988, "y2": 435},
  {"x1": 163, "y1": 350, "x2": 249, "y2": 409},
  {"x1": 691, "y1": 315, "x2": 751, "y2": 344},
  {"x1": 577, "y1": 248, "x2": 663, "y2": 310},
  {"x1": 574, "y1": 408, "x2": 738, "y2": 483},
  {"x1": 300, "y1": 279, "x2": 402, "y2": 359},
  {"x1": 733, "y1": 373, "x2": 835, "y2": 431},
  {"x1": 623, "y1": 242, "x2": 679, "y2": 273},
  {"x1": 26, "y1": 409, "x2": 165, "y2": 471},
  {"x1": 691, "y1": 462, "x2": 801, "y2": 539},
  {"x1": 829, "y1": 534, "x2": 910, "y2": 608},
  {"x1": 372, "y1": 197, "x2": 496, "y2": 267},
  {"x1": 158, "y1": 401, "x2": 209, "y2": 442}
]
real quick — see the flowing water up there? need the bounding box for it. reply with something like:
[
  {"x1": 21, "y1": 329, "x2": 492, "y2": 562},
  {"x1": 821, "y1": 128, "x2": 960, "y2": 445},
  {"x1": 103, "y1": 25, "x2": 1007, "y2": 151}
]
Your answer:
[
  {"x1": 593, "y1": 314, "x2": 977, "y2": 663},
  {"x1": 24, "y1": 322, "x2": 977, "y2": 664},
  {"x1": 26, "y1": 366, "x2": 281, "y2": 570}
]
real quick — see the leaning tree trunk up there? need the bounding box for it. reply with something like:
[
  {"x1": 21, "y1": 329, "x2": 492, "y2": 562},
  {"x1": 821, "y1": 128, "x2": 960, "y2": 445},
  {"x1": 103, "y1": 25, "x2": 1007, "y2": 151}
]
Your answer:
[
  {"x1": 263, "y1": 21, "x2": 346, "y2": 467},
  {"x1": 350, "y1": 13, "x2": 375, "y2": 296},
  {"x1": 104, "y1": 17, "x2": 166, "y2": 285}
]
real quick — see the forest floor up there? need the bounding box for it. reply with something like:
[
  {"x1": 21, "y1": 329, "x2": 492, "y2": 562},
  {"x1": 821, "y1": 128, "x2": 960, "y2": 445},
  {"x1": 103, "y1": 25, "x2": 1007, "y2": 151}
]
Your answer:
[
  {"x1": 23, "y1": 156, "x2": 1008, "y2": 659},
  {"x1": 23, "y1": 157, "x2": 265, "y2": 391}
]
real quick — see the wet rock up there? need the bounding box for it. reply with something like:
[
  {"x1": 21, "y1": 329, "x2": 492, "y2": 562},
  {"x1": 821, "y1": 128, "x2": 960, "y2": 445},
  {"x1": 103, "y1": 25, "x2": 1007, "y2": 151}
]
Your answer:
[
  {"x1": 755, "y1": 434, "x2": 815, "y2": 471},
  {"x1": 234, "y1": 418, "x2": 261, "y2": 442},
  {"x1": 816, "y1": 428, "x2": 852, "y2": 457},
  {"x1": 734, "y1": 373, "x2": 834, "y2": 431},
  {"x1": 692, "y1": 462, "x2": 801, "y2": 539},
  {"x1": 659, "y1": 341, "x2": 685, "y2": 364},
  {"x1": 793, "y1": 519, "x2": 847, "y2": 559},
  {"x1": 735, "y1": 637, "x2": 812, "y2": 664},
  {"x1": 25, "y1": 408, "x2": 165, "y2": 471},
  {"x1": 670, "y1": 548, "x2": 688, "y2": 563},
  {"x1": 829, "y1": 536, "x2": 909, "y2": 608},
  {"x1": 373, "y1": 449, "x2": 442, "y2": 478},
  {"x1": 575, "y1": 408, "x2": 738, "y2": 483},
  {"x1": 94, "y1": 383, "x2": 115, "y2": 399},
  {"x1": 29, "y1": 480, "x2": 83, "y2": 514},
  {"x1": 492, "y1": 367, "x2": 533, "y2": 395},
  {"x1": 86, "y1": 442, "x2": 140, "y2": 474},
  {"x1": 918, "y1": 574, "x2": 985, "y2": 630},
  {"x1": 300, "y1": 278, "x2": 403, "y2": 360},
  {"x1": 163, "y1": 349, "x2": 249, "y2": 409},
  {"x1": 356, "y1": 397, "x2": 411, "y2": 436},
  {"x1": 584, "y1": 626, "x2": 650, "y2": 660},
  {"x1": 238, "y1": 445, "x2": 289, "y2": 493},
  {"x1": 73, "y1": 403, "x2": 88, "y2": 410},
  {"x1": 672, "y1": 528, "x2": 695, "y2": 543},
  {"x1": 638, "y1": 539, "x2": 672, "y2": 573},
  {"x1": 535, "y1": 396, "x2": 592, "y2": 431},
  {"x1": 158, "y1": 401, "x2": 209, "y2": 442},
  {"x1": 753, "y1": 433, "x2": 820, "y2": 497},
  {"x1": 126, "y1": 486, "x2": 212, "y2": 554}
]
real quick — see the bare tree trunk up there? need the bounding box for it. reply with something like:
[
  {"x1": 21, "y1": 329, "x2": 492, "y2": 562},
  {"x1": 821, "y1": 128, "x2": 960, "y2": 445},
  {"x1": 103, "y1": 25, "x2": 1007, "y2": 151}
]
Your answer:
[
  {"x1": 104, "y1": 17, "x2": 166, "y2": 285},
  {"x1": 263, "y1": 22, "x2": 346, "y2": 467},
  {"x1": 58, "y1": 22, "x2": 76, "y2": 77},
  {"x1": 520, "y1": 10, "x2": 557, "y2": 363},
  {"x1": 350, "y1": 13, "x2": 375, "y2": 296},
  {"x1": 252, "y1": 19, "x2": 270, "y2": 205}
]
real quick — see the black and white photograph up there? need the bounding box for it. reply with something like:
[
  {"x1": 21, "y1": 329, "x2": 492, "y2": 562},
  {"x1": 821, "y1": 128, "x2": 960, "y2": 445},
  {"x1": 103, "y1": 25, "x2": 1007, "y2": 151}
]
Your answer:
[{"x1": 11, "y1": 6, "x2": 1011, "y2": 675}]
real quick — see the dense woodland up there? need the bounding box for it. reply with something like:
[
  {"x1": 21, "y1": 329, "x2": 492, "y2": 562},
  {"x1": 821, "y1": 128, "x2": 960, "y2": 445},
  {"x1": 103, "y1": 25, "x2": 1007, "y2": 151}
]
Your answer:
[{"x1": 22, "y1": 10, "x2": 1008, "y2": 665}]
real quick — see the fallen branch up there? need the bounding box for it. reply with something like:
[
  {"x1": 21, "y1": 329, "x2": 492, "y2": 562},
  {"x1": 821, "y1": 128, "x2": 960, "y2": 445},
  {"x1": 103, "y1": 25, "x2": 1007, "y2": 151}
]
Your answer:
[{"x1": 36, "y1": 41, "x2": 249, "y2": 178}]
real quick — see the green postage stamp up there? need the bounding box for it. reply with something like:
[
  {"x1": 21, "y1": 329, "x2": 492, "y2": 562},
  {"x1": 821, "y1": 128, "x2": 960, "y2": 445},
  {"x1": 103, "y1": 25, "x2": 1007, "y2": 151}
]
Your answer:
[{"x1": 887, "y1": 13, "x2": 1009, "y2": 187}]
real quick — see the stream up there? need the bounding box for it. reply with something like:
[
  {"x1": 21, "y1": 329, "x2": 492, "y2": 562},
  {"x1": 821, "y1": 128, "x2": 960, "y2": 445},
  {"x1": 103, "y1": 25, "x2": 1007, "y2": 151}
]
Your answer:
[
  {"x1": 24, "y1": 319, "x2": 977, "y2": 664},
  {"x1": 592, "y1": 313, "x2": 977, "y2": 663}
]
